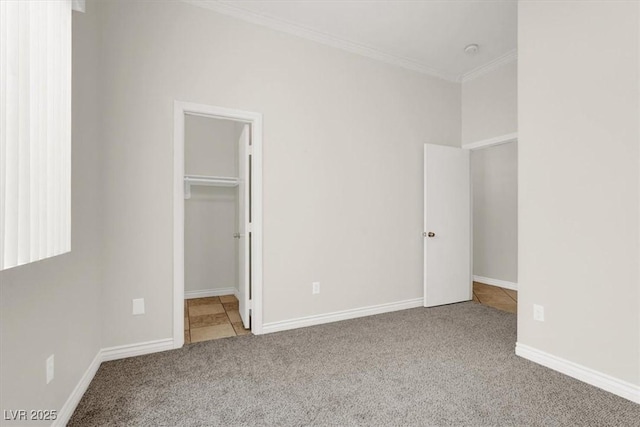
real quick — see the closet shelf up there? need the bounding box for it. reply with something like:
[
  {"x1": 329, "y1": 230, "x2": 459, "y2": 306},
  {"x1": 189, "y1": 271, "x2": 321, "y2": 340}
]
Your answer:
[{"x1": 184, "y1": 175, "x2": 239, "y2": 199}]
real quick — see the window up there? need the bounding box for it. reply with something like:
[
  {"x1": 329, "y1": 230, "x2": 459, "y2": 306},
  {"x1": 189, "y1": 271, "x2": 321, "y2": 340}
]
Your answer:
[{"x1": 0, "y1": 0, "x2": 72, "y2": 270}]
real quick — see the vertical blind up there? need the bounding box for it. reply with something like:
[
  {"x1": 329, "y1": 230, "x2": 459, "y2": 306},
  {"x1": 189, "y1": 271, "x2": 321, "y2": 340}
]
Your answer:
[{"x1": 0, "y1": 0, "x2": 72, "y2": 270}]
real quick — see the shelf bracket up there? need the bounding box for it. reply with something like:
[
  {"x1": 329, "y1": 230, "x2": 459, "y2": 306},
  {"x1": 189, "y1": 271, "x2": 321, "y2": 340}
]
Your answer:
[{"x1": 184, "y1": 181, "x2": 191, "y2": 199}]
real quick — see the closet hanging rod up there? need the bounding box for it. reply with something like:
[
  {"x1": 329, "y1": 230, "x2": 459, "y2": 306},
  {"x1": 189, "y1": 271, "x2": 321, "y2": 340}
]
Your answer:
[{"x1": 184, "y1": 175, "x2": 239, "y2": 199}]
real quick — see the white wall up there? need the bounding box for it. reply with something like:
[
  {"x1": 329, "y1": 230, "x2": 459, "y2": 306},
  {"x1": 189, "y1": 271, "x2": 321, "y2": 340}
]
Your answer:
[
  {"x1": 184, "y1": 115, "x2": 240, "y2": 295},
  {"x1": 462, "y1": 61, "x2": 517, "y2": 145},
  {"x1": 0, "y1": 8, "x2": 103, "y2": 419},
  {"x1": 185, "y1": 115, "x2": 239, "y2": 177},
  {"x1": 518, "y1": 1, "x2": 640, "y2": 385},
  {"x1": 471, "y1": 142, "x2": 517, "y2": 283},
  {"x1": 96, "y1": 0, "x2": 460, "y2": 346}
]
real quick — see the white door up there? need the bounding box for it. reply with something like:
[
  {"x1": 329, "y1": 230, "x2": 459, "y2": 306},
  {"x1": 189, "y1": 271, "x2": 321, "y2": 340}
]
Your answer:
[
  {"x1": 237, "y1": 124, "x2": 251, "y2": 328},
  {"x1": 424, "y1": 144, "x2": 471, "y2": 307}
]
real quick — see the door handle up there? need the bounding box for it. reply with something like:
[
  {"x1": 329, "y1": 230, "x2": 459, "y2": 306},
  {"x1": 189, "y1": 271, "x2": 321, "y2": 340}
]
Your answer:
[
  {"x1": 233, "y1": 233, "x2": 242, "y2": 239},
  {"x1": 427, "y1": 232, "x2": 435, "y2": 238}
]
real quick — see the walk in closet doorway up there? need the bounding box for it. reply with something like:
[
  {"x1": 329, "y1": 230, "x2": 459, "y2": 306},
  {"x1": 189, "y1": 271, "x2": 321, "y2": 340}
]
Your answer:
[{"x1": 173, "y1": 102, "x2": 263, "y2": 347}]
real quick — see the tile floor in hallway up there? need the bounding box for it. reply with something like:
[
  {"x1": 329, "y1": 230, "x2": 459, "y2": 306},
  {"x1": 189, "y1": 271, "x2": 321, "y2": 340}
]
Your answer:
[
  {"x1": 184, "y1": 295, "x2": 251, "y2": 344},
  {"x1": 472, "y1": 282, "x2": 517, "y2": 313}
]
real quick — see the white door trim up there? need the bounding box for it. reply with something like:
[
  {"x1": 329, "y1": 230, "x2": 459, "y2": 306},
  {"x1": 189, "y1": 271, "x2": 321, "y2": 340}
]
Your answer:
[
  {"x1": 462, "y1": 132, "x2": 518, "y2": 151},
  {"x1": 463, "y1": 134, "x2": 518, "y2": 301},
  {"x1": 173, "y1": 101, "x2": 264, "y2": 348}
]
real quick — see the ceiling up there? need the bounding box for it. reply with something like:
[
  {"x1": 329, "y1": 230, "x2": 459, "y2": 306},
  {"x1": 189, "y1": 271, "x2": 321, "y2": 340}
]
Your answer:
[{"x1": 189, "y1": 0, "x2": 517, "y2": 82}]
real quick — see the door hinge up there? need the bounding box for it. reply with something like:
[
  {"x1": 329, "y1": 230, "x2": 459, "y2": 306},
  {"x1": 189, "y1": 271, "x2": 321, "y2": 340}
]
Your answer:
[
  {"x1": 248, "y1": 222, "x2": 253, "y2": 232},
  {"x1": 248, "y1": 146, "x2": 253, "y2": 155},
  {"x1": 248, "y1": 299, "x2": 252, "y2": 309}
]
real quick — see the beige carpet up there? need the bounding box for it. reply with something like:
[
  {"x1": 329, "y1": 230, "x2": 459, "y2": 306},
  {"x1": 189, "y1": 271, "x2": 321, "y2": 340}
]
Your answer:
[{"x1": 70, "y1": 302, "x2": 640, "y2": 426}]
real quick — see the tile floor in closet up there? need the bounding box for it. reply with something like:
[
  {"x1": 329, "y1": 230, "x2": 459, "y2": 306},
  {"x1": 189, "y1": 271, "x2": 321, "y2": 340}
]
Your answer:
[
  {"x1": 472, "y1": 282, "x2": 517, "y2": 313},
  {"x1": 184, "y1": 294, "x2": 251, "y2": 344}
]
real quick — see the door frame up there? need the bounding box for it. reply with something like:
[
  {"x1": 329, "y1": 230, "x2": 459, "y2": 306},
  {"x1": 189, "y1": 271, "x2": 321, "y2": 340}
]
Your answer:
[
  {"x1": 173, "y1": 101, "x2": 264, "y2": 348},
  {"x1": 462, "y1": 132, "x2": 517, "y2": 151},
  {"x1": 462, "y1": 132, "x2": 518, "y2": 295}
]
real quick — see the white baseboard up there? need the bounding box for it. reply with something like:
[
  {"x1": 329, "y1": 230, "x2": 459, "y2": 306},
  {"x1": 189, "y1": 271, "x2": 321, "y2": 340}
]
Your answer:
[
  {"x1": 101, "y1": 338, "x2": 175, "y2": 362},
  {"x1": 56, "y1": 337, "x2": 175, "y2": 425},
  {"x1": 184, "y1": 287, "x2": 236, "y2": 299},
  {"x1": 53, "y1": 352, "x2": 102, "y2": 427},
  {"x1": 515, "y1": 342, "x2": 640, "y2": 404},
  {"x1": 473, "y1": 275, "x2": 517, "y2": 291},
  {"x1": 56, "y1": 298, "x2": 422, "y2": 423},
  {"x1": 262, "y1": 298, "x2": 423, "y2": 334}
]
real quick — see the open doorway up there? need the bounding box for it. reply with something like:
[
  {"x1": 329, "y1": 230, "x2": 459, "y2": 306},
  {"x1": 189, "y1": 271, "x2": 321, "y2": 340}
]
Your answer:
[
  {"x1": 470, "y1": 140, "x2": 518, "y2": 313},
  {"x1": 173, "y1": 102, "x2": 263, "y2": 348},
  {"x1": 182, "y1": 116, "x2": 249, "y2": 343}
]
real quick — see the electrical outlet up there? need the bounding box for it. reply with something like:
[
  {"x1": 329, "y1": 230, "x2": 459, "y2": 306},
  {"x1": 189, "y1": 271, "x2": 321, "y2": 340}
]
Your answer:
[
  {"x1": 533, "y1": 304, "x2": 545, "y2": 322},
  {"x1": 312, "y1": 282, "x2": 320, "y2": 295},
  {"x1": 46, "y1": 354, "x2": 54, "y2": 384},
  {"x1": 132, "y1": 298, "x2": 145, "y2": 315}
]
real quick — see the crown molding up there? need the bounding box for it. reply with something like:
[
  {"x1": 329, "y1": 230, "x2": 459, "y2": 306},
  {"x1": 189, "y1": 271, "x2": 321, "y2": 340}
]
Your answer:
[
  {"x1": 182, "y1": 0, "x2": 461, "y2": 83},
  {"x1": 460, "y1": 49, "x2": 517, "y2": 83}
]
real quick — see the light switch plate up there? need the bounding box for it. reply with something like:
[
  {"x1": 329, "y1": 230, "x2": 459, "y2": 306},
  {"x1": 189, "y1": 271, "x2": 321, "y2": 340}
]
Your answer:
[
  {"x1": 132, "y1": 298, "x2": 145, "y2": 315},
  {"x1": 533, "y1": 304, "x2": 545, "y2": 322},
  {"x1": 46, "y1": 354, "x2": 54, "y2": 384}
]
